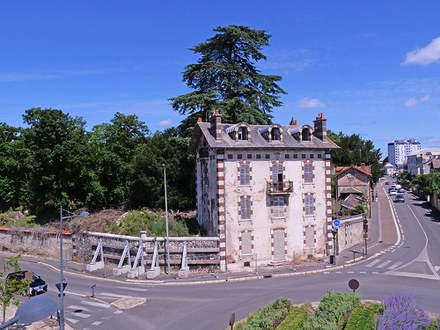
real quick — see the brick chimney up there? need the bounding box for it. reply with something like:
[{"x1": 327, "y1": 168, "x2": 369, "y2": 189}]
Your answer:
[
  {"x1": 313, "y1": 112, "x2": 327, "y2": 140},
  {"x1": 210, "y1": 109, "x2": 222, "y2": 140}
]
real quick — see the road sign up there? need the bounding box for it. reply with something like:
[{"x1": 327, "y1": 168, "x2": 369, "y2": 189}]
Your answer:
[
  {"x1": 55, "y1": 282, "x2": 67, "y2": 292},
  {"x1": 333, "y1": 219, "x2": 341, "y2": 227}
]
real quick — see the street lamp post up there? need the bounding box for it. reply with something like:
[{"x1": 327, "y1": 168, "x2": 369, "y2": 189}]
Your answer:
[
  {"x1": 163, "y1": 164, "x2": 170, "y2": 274},
  {"x1": 59, "y1": 206, "x2": 89, "y2": 330}
]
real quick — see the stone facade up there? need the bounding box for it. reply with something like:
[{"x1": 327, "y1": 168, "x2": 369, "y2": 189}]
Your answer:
[{"x1": 190, "y1": 112, "x2": 339, "y2": 271}]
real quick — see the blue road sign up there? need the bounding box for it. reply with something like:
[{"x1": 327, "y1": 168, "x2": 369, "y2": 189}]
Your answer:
[{"x1": 333, "y1": 219, "x2": 341, "y2": 227}]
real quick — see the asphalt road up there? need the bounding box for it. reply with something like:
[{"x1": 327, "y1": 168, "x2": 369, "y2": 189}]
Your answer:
[{"x1": 4, "y1": 179, "x2": 440, "y2": 329}]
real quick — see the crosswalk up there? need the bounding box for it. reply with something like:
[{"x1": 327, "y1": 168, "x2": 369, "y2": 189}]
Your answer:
[
  {"x1": 324, "y1": 257, "x2": 440, "y2": 277},
  {"x1": 64, "y1": 289, "x2": 147, "y2": 326}
]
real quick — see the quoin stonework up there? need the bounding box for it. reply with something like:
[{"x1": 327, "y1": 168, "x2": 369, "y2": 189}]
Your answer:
[{"x1": 190, "y1": 111, "x2": 339, "y2": 271}]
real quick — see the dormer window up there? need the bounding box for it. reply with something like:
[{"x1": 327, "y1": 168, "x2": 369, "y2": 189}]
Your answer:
[
  {"x1": 271, "y1": 127, "x2": 281, "y2": 141},
  {"x1": 238, "y1": 126, "x2": 248, "y2": 140},
  {"x1": 302, "y1": 128, "x2": 311, "y2": 141}
]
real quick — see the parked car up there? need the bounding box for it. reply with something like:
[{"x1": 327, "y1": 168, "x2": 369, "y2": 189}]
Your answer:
[
  {"x1": 385, "y1": 181, "x2": 390, "y2": 185},
  {"x1": 394, "y1": 193, "x2": 405, "y2": 203},
  {"x1": 6, "y1": 271, "x2": 48, "y2": 296},
  {"x1": 389, "y1": 188, "x2": 397, "y2": 195},
  {"x1": 398, "y1": 188, "x2": 405, "y2": 193}
]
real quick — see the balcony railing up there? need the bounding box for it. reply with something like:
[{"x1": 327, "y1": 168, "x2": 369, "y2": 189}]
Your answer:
[{"x1": 267, "y1": 181, "x2": 293, "y2": 194}]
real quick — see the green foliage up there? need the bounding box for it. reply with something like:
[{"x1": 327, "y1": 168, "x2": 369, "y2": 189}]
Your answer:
[
  {"x1": 328, "y1": 131, "x2": 382, "y2": 186},
  {"x1": 344, "y1": 301, "x2": 383, "y2": 330},
  {"x1": 241, "y1": 298, "x2": 292, "y2": 330},
  {"x1": 104, "y1": 209, "x2": 191, "y2": 237},
  {"x1": 354, "y1": 202, "x2": 367, "y2": 215},
  {"x1": 301, "y1": 291, "x2": 360, "y2": 330},
  {"x1": 0, "y1": 255, "x2": 30, "y2": 323},
  {"x1": 275, "y1": 306, "x2": 308, "y2": 330},
  {"x1": 412, "y1": 173, "x2": 440, "y2": 196},
  {"x1": 170, "y1": 25, "x2": 286, "y2": 132}
]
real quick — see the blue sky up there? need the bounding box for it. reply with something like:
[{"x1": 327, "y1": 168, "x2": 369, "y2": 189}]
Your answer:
[{"x1": 1, "y1": 1, "x2": 439, "y2": 158}]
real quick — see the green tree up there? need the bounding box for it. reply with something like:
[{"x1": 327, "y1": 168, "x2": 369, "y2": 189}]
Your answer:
[
  {"x1": 0, "y1": 123, "x2": 31, "y2": 212},
  {"x1": 170, "y1": 25, "x2": 286, "y2": 133},
  {"x1": 412, "y1": 172, "x2": 440, "y2": 195},
  {"x1": 328, "y1": 131, "x2": 382, "y2": 185},
  {"x1": 21, "y1": 108, "x2": 93, "y2": 213},
  {"x1": 0, "y1": 255, "x2": 30, "y2": 323},
  {"x1": 89, "y1": 112, "x2": 150, "y2": 207}
]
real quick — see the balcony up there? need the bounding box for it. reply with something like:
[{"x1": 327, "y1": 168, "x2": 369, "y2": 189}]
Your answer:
[{"x1": 267, "y1": 181, "x2": 293, "y2": 195}]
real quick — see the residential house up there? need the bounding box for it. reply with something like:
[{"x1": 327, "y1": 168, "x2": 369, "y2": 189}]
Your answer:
[
  {"x1": 190, "y1": 111, "x2": 339, "y2": 271},
  {"x1": 407, "y1": 148, "x2": 440, "y2": 176}
]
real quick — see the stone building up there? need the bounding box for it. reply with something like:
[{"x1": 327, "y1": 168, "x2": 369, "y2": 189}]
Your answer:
[
  {"x1": 190, "y1": 111, "x2": 339, "y2": 271},
  {"x1": 335, "y1": 165, "x2": 372, "y2": 215}
]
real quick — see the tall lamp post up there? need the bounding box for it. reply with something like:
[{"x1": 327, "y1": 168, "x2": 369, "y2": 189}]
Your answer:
[
  {"x1": 59, "y1": 206, "x2": 89, "y2": 330},
  {"x1": 163, "y1": 164, "x2": 170, "y2": 274}
]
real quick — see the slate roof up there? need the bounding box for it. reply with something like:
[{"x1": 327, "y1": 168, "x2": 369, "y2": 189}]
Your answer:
[{"x1": 190, "y1": 121, "x2": 339, "y2": 152}]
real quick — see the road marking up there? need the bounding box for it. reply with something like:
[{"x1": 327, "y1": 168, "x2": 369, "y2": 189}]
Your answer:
[
  {"x1": 347, "y1": 271, "x2": 354, "y2": 274},
  {"x1": 435, "y1": 266, "x2": 440, "y2": 272},
  {"x1": 388, "y1": 261, "x2": 403, "y2": 270},
  {"x1": 116, "y1": 286, "x2": 148, "y2": 292},
  {"x1": 99, "y1": 292, "x2": 129, "y2": 298},
  {"x1": 113, "y1": 310, "x2": 123, "y2": 315},
  {"x1": 80, "y1": 301, "x2": 111, "y2": 308},
  {"x1": 65, "y1": 317, "x2": 79, "y2": 324},
  {"x1": 377, "y1": 260, "x2": 392, "y2": 268},
  {"x1": 360, "y1": 271, "x2": 366, "y2": 274},
  {"x1": 335, "y1": 271, "x2": 342, "y2": 274},
  {"x1": 372, "y1": 272, "x2": 379, "y2": 274},
  {"x1": 366, "y1": 259, "x2": 381, "y2": 267},
  {"x1": 324, "y1": 272, "x2": 330, "y2": 274},
  {"x1": 67, "y1": 305, "x2": 91, "y2": 312},
  {"x1": 92, "y1": 321, "x2": 102, "y2": 326},
  {"x1": 69, "y1": 312, "x2": 91, "y2": 319}
]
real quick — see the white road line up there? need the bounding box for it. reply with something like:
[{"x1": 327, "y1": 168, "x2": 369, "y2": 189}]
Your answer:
[
  {"x1": 366, "y1": 259, "x2": 381, "y2": 267},
  {"x1": 99, "y1": 292, "x2": 129, "y2": 298},
  {"x1": 67, "y1": 305, "x2": 91, "y2": 312},
  {"x1": 372, "y1": 272, "x2": 379, "y2": 274},
  {"x1": 377, "y1": 260, "x2": 392, "y2": 268},
  {"x1": 113, "y1": 310, "x2": 123, "y2": 315},
  {"x1": 360, "y1": 271, "x2": 366, "y2": 274},
  {"x1": 68, "y1": 312, "x2": 91, "y2": 319},
  {"x1": 335, "y1": 271, "x2": 342, "y2": 274},
  {"x1": 435, "y1": 266, "x2": 440, "y2": 272},
  {"x1": 347, "y1": 271, "x2": 354, "y2": 274},
  {"x1": 116, "y1": 286, "x2": 148, "y2": 292},
  {"x1": 65, "y1": 317, "x2": 79, "y2": 324},
  {"x1": 324, "y1": 272, "x2": 330, "y2": 274},
  {"x1": 388, "y1": 261, "x2": 403, "y2": 270},
  {"x1": 80, "y1": 301, "x2": 111, "y2": 308},
  {"x1": 92, "y1": 321, "x2": 102, "y2": 326}
]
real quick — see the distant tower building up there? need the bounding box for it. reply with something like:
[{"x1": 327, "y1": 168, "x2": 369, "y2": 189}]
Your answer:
[{"x1": 388, "y1": 139, "x2": 421, "y2": 166}]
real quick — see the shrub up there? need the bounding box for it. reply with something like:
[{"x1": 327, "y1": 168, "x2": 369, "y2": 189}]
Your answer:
[
  {"x1": 242, "y1": 298, "x2": 292, "y2": 330},
  {"x1": 345, "y1": 301, "x2": 383, "y2": 330},
  {"x1": 377, "y1": 291, "x2": 430, "y2": 330},
  {"x1": 301, "y1": 291, "x2": 360, "y2": 330},
  {"x1": 276, "y1": 306, "x2": 308, "y2": 330}
]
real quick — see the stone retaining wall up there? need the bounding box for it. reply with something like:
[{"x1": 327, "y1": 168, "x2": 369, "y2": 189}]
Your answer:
[{"x1": 336, "y1": 215, "x2": 365, "y2": 252}]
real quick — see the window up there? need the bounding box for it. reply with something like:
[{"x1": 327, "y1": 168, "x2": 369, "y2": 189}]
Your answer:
[
  {"x1": 237, "y1": 127, "x2": 248, "y2": 140},
  {"x1": 305, "y1": 226, "x2": 315, "y2": 249},
  {"x1": 272, "y1": 163, "x2": 283, "y2": 191},
  {"x1": 304, "y1": 162, "x2": 313, "y2": 183},
  {"x1": 272, "y1": 196, "x2": 285, "y2": 218},
  {"x1": 302, "y1": 128, "x2": 311, "y2": 141},
  {"x1": 271, "y1": 127, "x2": 281, "y2": 140},
  {"x1": 241, "y1": 231, "x2": 252, "y2": 255},
  {"x1": 240, "y1": 163, "x2": 250, "y2": 185},
  {"x1": 304, "y1": 194, "x2": 314, "y2": 216},
  {"x1": 240, "y1": 196, "x2": 251, "y2": 220}
]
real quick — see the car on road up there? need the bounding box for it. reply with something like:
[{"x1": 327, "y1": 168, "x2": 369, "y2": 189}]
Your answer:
[
  {"x1": 398, "y1": 188, "x2": 405, "y2": 193},
  {"x1": 394, "y1": 193, "x2": 405, "y2": 203},
  {"x1": 385, "y1": 181, "x2": 390, "y2": 185},
  {"x1": 388, "y1": 188, "x2": 397, "y2": 195},
  {"x1": 6, "y1": 271, "x2": 48, "y2": 296}
]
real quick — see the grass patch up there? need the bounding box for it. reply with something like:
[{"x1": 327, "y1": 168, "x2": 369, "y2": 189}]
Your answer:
[{"x1": 276, "y1": 306, "x2": 308, "y2": 330}]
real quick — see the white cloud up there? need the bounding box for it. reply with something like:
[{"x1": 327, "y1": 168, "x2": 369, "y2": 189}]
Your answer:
[
  {"x1": 0, "y1": 73, "x2": 59, "y2": 82},
  {"x1": 420, "y1": 94, "x2": 430, "y2": 102},
  {"x1": 404, "y1": 98, "x2": 418, "y2": 107},
  {"x1": 296, "y1": 97, "x2": 326, "y2": 109},
  {"x1": 159, "y1": 119, "x2": 172, "y2": 127},
  {"x1": 403, "y1": 37, "x2": 440, "y2": 66}
]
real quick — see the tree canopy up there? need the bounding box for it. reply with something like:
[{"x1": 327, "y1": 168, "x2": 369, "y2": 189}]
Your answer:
[{"x1": 170, "y1": 25, "x2": 286, "y2": 133}]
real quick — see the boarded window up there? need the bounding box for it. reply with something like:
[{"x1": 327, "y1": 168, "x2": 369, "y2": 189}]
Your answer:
[
  {"x1": 241, "y1": 231, "x2": 252, "y2": 255},
  {"x1": 240, "y1": 196, "x2": 251, "y2": 220},
  {"x1": 304, "y1": 162, "x2": 313, "y2": 183},
  {"x1": 240, "y1": 163, "x2": 250, "y2": 185},
  {"x1": 305, "y1": 194, "x2": 314, "y2": 215},
  {"x1": 305, "y1": 227, "x2": 315, "y2": 249},
  {"x1": 272, "y1": 196, "x2": 285, "y2": 218},
  {"x1": 273, "y1": 229, "x2": 285, "y2": 261},
  {"x1": 271, "y1": 127, "x2": 281, "y2": 140}
]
